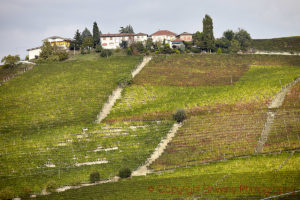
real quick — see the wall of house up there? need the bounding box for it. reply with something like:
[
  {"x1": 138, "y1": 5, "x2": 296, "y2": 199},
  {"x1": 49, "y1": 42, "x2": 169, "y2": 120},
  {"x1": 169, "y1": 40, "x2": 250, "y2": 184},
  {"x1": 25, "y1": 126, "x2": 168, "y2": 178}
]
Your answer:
[
  {"x1": 28, "y1": 48, "x2": 41, "y2": 60},
  {"x1": 152, "y1": 35, "x2": 176, "y2": 43},
  {"x1": 134, "y1": 35, "x2": 148, "y2": 44},
  {"x1": 101, "y1": 35, "x2": 147, "y2": 49},
  {"x1": 179, "y1": 35, "x2": 192, "y2": 42},
  {"x1": 47, "y1": 39, "x2": 70, "y2": 49},
  {"x1": 101, "y1": 37, "x2": 122, "y2": 49}
]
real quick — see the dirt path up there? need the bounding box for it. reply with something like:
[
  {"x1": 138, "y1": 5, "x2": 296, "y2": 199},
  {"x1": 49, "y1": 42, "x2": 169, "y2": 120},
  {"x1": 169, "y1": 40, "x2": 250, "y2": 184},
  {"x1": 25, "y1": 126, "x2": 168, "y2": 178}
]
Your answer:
[
  {"x1": 132, "y1": 122, "x2": 183, "y2": 176},
  {"x1": 255, "y1": 77, "x2": 300, "y2": 153},
  {"x1": 96, "y1": 56, "x2": 152, "y2": 123}
]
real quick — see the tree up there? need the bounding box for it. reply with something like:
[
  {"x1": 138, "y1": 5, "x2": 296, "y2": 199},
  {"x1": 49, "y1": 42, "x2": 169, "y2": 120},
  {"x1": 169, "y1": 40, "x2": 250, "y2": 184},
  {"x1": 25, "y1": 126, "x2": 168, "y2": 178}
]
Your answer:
[
  {"x1": 215, "y1": 37, "x2": 230, "y2": 50},
  {"x1": 39, "y1": 41, "x2": 53, "y2": 59},
  {"x1": 120, "y1": 40, "x2": 128, "y2": 49},
  {"x1": 145, "y1": 38, "x2": 153, "y2": 50},
  {"x1": 1, "y1": 55, "x2": 20, "y2": 68},
  {"x1": 119, "y1": 25, "x2": 134, "y2": 33},
  {"x1": 92, "y1": 22, "x2": 101, "y2": 48},
  {"x1": 193, "y1": 31, "x2": 204, "y2": 48},
  {"x1": 234, "y1": 28, "x2": 251, "y2": 51},
  {"x1": 70, "y1": 29, "x2": 82, "y2": 50},
  {"x1": 228, "y1": 39, "x2": 241, "y2": 53},
  {"x1": 82, "y1": 36, "x2": 93, "y2": 49},
  {"x1": 202, "y1": 14, "x2": 215, "y2": 52},
  {"x1": 74, "y1": 29, "x2": 82, "y2": 50},
  {"x1": 81, "y1": 28, "x2": 92, "y2": 42},
  {"x1": 223, "y1": 30, "x2": 235, "y2": 41}
]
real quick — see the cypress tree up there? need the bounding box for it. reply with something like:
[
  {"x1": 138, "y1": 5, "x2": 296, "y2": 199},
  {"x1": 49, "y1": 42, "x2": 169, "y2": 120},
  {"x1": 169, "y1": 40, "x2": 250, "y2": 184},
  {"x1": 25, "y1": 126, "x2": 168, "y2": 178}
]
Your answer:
[
  {"x1": 202, "y1": 14, "x2": 215, "y2": 52},
  {"x1": 92, "y1": 22, "x2": 101, "y2": 48},
  {"x1": 73, "y1": 29, "x2": 82, "y2": 50}
]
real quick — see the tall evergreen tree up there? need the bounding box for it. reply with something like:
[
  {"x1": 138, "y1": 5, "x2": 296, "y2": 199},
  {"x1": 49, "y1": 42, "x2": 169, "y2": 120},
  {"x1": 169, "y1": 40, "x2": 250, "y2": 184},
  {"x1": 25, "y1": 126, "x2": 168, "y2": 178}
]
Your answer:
[
  {"x1": 92, "y1": 22, "x2": 101, "y2": 48},
  {"x1": 202, "y1": 14, "x2": 215, "y2": 52},
  {"x1": 119, "y1": 25, "x2": 134, "y2": 33},
  {"x1": 81, "y1": 28, "x2": 92, "y2": 42},
  {"x1": 73, "y1": 29, "x2": 82, "y2": 50}
]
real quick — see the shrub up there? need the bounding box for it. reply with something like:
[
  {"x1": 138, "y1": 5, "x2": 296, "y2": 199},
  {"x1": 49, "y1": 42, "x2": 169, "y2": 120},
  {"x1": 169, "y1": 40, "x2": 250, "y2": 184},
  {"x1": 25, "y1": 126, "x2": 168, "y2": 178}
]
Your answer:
[
  {"x1": 217, "y1": 48, "x2": 222, "y2": 54},
  {"x1": 118, "y1": 167, "x2": 131, "y2": 178},
  {"x1": 118, "y1": 75, "x2": 133, "y2": 87},
  {"x1": 1, "y1": 54, "x2": 20, "y2": 68},
  {"x1": 191, "y1": 47, "x2": 201, "y2": 53},
  {"x1": 95, "y1": 45, "x2": 102, "y2": 53},
  {"x1": 47, "y1": 55, "x2": 60, "y2": 62},
  {"x1": 80, "y1": 48, "x2": 86, "y2": 55},
  {"x1": 173, "y1": 109, "x2": 186, "y2": 122},
  {"x1": 90, "y1": 171, "x2": 100, "y2": 183},
  {"x1": 56, "y1": 51, "x2": 69, "y2": 61},
  {"x1": 45, "y1": 180, "x2": 57, "y2": 193},
  {"x1": 100, "y1": 49, "x2": 113, "y2": 58},
  {"x1": 127, "y1": 48, "x2": 133, "y2": 56},
  {"x1": 0, "y1": 187, "x2": 14, "y2": 200}
]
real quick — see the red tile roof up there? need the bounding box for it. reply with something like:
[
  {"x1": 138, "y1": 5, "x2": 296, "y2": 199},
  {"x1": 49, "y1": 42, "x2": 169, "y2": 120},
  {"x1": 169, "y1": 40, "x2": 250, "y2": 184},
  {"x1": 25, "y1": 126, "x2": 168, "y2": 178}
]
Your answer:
[
  {"x1": 135, "y1": 32, "x2": 148, "y2": 36},
  {"x1": 151, "y1": 30, "x2": 177, "y2": 36},
  {"x1": 179, "y1": 32, "x2": 193, "y2": 35},
  {"x1": 101, "y1": 33, "x2": 135, "y2": 37}
]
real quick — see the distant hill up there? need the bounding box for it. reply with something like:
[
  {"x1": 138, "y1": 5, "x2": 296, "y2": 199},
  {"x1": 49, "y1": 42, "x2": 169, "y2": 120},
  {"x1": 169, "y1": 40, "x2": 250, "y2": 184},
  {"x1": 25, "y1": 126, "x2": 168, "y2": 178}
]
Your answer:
[{"x1": 251, "y1": 36, "x2": 300, "y2": 53}]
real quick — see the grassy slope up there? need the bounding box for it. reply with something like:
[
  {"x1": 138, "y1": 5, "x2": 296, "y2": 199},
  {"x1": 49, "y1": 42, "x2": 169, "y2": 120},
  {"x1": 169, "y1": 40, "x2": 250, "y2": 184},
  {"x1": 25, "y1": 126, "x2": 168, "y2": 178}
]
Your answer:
[
  {"x1": 1, "y1": 54, "x2": 173, "y2": 196},
  {"x1": 36, "y1": 54, "x2": 300, "y2": 200},
  {"x1": 107, "y1": 54, "x2": 300, "y2": 121},
  {"x1": 36, "y1": 151, "x2": 300, "y2": 200},
  {"x1": 251, "y1": 36, "x2": 300, "y2": 52},
  {"x1": 2, "y1": 54, "x2": 300, "y2": 199}
]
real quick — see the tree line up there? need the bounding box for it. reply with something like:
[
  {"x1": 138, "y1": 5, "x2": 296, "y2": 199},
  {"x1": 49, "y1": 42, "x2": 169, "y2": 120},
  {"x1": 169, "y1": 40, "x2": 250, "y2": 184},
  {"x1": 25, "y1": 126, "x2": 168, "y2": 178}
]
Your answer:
[{"x1": 191, "y1": 14, "x2": 252, "y2": 54}]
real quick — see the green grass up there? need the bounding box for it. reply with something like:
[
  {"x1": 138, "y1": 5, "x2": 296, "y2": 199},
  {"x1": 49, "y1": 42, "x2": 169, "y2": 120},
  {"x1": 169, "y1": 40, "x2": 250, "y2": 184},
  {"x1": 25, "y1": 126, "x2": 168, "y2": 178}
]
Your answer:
[
  {"x1": 0, "y1": 53, "x2": 152, "y2": 196},
  {"x1": 263, "y1": 82, "x2": 300, "y2": 153},
  {"x1": 251, "y1": 36, "x2": 300, "y2": 53},
  {"x1": 106, "y1": 55, "x2": 300, "y2": 121},
  {"x1": 0, "y1": 120, "x2": 173, "y2": 196},
  {"x1": 1, "y1": 53, "x2": 300, "y2": 199},
  {"x1": 0, "y1": 55, "x2": 141, "y2": 135},
  {"x1": 35, "y1": 151, "x2": 300, "y2": 200},
  {"x1": 150, "y1": 110, "x2": 267, "y2": 170}
]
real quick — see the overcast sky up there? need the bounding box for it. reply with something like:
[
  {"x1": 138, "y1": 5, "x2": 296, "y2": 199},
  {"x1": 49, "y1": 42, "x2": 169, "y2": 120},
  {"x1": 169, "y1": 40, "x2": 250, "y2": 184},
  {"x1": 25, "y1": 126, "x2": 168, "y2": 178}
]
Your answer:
[{"x1": 0, "y1": 0, "x2": 299, "y2": 59}]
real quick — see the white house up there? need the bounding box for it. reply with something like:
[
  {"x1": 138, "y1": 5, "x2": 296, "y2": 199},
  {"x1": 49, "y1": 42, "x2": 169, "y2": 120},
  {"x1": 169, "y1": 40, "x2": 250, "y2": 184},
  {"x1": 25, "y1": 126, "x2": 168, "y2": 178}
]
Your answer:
[
  {"x1": 151, "y1": 30, "x2": 177, "y2": 43},
  {"x1": 100, "y1": 33, "x2": 148, "y2": 49},
  {"x1": 27, "y1": 47, "x2": 42, "y2": 60},
  {"x1": 133, "y1": 33, "x2": 148, "y2": 44}
]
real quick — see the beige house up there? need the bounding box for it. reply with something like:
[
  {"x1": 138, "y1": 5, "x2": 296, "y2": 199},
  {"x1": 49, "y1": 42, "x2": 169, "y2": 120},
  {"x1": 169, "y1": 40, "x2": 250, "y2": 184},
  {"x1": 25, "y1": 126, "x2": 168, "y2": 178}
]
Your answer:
[
  {"x1": 151, "y1": 30, "x2": 177, "y2": 43},
  {"x1": 178, "y1": 32, "x2": 193, "y2": 42}
]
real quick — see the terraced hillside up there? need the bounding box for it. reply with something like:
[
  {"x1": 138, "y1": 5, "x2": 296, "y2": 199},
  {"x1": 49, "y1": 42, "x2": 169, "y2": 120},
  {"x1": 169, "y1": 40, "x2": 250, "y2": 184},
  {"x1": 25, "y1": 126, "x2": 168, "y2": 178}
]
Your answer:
[
  {"x1": 2, "y1": 54, "x2": 300, "y2": 199},
  {"x1": 0, "y1": 54, "x2": 175, "y2": 197}
]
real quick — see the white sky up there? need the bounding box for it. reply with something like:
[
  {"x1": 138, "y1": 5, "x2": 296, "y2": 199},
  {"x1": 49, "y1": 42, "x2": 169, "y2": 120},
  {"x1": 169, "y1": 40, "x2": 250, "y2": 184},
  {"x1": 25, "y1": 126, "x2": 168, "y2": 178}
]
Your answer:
[{"x1": 0, "y1": 0, "x2": 299, "y2": 59}]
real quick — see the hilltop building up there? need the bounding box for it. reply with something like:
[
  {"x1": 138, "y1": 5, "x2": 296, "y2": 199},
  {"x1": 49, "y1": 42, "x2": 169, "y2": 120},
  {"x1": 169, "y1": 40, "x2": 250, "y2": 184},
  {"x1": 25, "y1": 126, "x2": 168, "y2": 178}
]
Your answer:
[
  {"x1": 177, "y1": 32, "x2": 193, "y2": 42},
  {"x1": 100, "y1": 33, "x2": 148, "y2": 49},
  {"x1": 27, "y1": 36, "x2": 72, "y2": 60},
  {"x1": 150, "y1": 30, "x2": 177, "y2": 43},
  {"x1": 43, "y1": 36, "x2": 72, "y2": 49}
]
